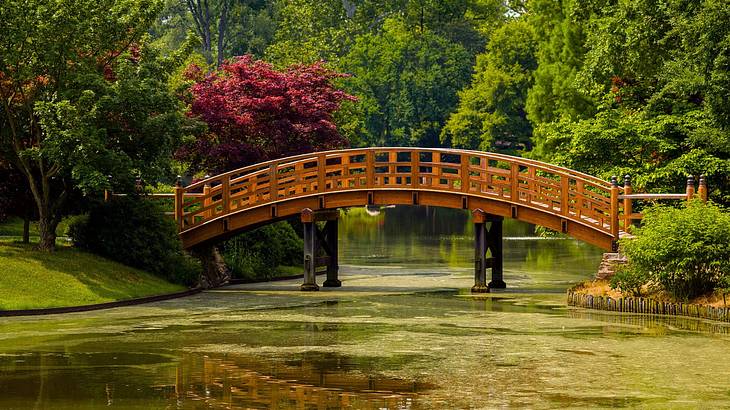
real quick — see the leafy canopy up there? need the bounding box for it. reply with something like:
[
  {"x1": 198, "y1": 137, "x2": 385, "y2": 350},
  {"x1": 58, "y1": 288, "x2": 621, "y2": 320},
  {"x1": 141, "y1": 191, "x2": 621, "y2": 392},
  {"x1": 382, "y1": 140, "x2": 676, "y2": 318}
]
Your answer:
[
  {"x1": 340, "y1": 18, "x2": 472, "y2": 147},
  {"x1": 179, "y1": 56, "x2": 355, "y2": 172},
  {"x1": 0, "y1": 0, "x2": 191, "y2": 249},
  {"x1": 441, "y1": 18, "x2": 538, "y2": 153}
]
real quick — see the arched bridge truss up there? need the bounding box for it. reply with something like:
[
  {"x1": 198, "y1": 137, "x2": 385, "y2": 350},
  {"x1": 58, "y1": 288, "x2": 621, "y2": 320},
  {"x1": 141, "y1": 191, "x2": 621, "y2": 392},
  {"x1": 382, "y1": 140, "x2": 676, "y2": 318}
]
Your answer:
[{"x1": 170, "y1": 147, "x2": 706, "y2": 292}]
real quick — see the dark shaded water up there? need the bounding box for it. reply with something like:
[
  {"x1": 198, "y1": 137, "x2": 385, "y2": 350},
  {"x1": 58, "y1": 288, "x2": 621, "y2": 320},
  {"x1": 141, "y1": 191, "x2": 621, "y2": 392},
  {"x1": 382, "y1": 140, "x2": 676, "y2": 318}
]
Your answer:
[{"x1": 2, "y1": 206, "x2": 730, "y2": 409}]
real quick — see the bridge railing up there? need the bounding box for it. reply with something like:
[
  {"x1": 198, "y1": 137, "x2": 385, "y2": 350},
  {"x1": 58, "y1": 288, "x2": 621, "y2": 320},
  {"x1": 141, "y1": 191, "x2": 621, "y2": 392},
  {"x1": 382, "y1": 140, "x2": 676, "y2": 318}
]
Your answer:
[{"x1": 174, "y1": 148, "x2": 623, "y2": 237}]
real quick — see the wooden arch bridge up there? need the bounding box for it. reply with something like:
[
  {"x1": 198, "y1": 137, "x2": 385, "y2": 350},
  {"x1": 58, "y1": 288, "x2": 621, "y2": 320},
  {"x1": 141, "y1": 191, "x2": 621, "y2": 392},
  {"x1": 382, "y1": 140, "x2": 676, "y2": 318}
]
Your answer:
[{"x1": 166, "y1": 147, "x2": 707, "y2": 292}]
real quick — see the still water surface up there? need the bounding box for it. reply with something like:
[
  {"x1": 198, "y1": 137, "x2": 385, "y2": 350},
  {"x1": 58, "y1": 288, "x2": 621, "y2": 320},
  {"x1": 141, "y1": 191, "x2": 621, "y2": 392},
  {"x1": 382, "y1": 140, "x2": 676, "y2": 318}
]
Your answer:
[{"x1": 2, "y1": 206, "x2": 730, "y2": 409}]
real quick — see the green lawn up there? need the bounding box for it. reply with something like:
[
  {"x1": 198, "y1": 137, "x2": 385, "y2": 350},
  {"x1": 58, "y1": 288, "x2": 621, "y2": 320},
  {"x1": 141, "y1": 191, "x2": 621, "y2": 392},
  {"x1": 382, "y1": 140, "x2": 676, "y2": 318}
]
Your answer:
[
  {"x1": 0, "y1": 217, "x2": 71, "y2": 238},
  {"x1": 0, "y1": 239, "x2": 185, "y2": 310}
]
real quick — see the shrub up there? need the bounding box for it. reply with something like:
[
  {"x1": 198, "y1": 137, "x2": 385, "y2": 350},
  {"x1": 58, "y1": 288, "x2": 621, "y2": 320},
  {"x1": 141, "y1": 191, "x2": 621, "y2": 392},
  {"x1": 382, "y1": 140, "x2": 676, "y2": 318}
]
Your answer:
[
  {"x1": 67, "y1": 197, "x2": 200, "y2": 286},
  {"x1": 222, "y1": 221, "x2": 303, "y2": 281},
  {"x1": 610, "y1": 266, "x2": 650, "y2": 297},
  {"x1": 619, "y1": 201, "x2": 730, "y2": 300}
]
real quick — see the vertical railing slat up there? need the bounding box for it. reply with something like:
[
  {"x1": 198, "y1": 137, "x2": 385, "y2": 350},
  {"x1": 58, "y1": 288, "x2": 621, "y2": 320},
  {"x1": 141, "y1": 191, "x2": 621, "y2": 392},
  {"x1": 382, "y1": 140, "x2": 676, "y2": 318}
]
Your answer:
[
  {"x1": 412, "y1": 148, "x2": 419, "y2": 189},
  {"x1": 221, "y1": 175, "x2": 230, "y2": 214},
  {"x1": 318, "y1": 153, "x2": 327, "y2": 192},
  {"x1": 461, "y1": 153, "x2": 469, "y2": 193},
  {"x1": 174, "y1": 182, "x2": 184, "y2": 231},
  {"x1": 366, "y1": 149, "x2": 374, "y2": 188},
  {"x1": 269, "y1": 163, "x2": 278, "y2": 202},
  {"x1": 561, "y1": 174, "x2": 570, "y2": 215},
  {"x1": 510, "y1": 162, "x2": 519, "y2": 201}
]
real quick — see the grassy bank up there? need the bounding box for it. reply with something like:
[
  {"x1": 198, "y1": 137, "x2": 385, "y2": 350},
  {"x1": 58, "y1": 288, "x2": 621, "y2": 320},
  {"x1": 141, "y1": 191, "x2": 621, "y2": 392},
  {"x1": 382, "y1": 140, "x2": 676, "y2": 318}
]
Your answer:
[
  {"x1": 0, "y1": 239, "x2": 185, "y2": 310},
  {"x1": 0, "y1": 217, "x2": 71, "y2": 238}
]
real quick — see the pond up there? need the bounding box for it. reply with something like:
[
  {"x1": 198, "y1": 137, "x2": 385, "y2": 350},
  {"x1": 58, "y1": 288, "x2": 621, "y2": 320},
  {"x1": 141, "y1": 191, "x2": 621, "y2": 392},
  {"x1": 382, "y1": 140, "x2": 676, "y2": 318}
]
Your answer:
[{"x1": 1, "y1": 206, "x2": 729, "y2": 409}]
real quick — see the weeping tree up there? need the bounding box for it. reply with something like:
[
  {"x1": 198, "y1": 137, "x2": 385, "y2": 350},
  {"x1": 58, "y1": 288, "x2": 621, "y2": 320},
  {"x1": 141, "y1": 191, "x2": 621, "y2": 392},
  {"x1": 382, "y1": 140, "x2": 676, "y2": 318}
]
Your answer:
[{"x1": 0, "y1": 0, "x2": 189, "y2": 251}]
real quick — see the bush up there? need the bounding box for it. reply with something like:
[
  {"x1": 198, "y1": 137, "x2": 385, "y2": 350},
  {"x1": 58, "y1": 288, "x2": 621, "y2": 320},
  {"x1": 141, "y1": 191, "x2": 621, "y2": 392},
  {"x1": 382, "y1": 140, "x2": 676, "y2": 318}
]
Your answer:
[
  {"x1": 619, "y1": 201, "x2": 730, "y2": 300},
  {"x1": 610, "y1": 266, "x2": 650, "y2": 297},
  {"x1": 67, "y1": 197, "x2": 200, "y2": 286},
  {"x1": 222, "y1": 221, "x2": 303, "y2": 281}
]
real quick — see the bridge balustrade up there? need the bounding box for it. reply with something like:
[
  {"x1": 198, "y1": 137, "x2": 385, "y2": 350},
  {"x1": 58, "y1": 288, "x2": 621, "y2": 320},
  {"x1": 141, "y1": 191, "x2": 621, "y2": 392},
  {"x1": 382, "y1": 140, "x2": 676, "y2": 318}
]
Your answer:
[{"x1": 175, "y1": 147, "x2": 621, "y2": 240}]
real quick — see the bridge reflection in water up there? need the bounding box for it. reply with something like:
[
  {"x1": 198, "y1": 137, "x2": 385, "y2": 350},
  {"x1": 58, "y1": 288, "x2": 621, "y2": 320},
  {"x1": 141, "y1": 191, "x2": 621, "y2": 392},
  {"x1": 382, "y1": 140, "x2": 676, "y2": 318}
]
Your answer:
[{"x1": 157, "y1": 353, "x2": 433, "y2": 409}]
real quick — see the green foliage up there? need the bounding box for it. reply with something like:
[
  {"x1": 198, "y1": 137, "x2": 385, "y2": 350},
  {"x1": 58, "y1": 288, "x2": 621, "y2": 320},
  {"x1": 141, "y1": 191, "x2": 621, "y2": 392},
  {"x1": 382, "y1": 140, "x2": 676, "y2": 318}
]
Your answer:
[
  {"x1": 67, "y1": 197, "x2": 200, "y2": 286},
  {"x1": 222, "y1": 221, "x2": 303, "y2": 281},
  {"x1": 610, "y1": 266, "x2": 650, "y2": 297},
  {"x1": 266, "y1": 0, "x2": 504, "y2": 66},
  {"x1": 618, "y1": 201, "x2": 730, "y2": 300},
  {"x1": 524, "y1": 0, "x2": 595, "y2": 125},
  {"x1": 341, "y1": 18, "x2": 472, "y2": 147},
  {"x1": 0, "y1": 0, "x2": 191, "y2": 249},
  {"x1": 441, "y1": 18, "x2": 538, "y2": 152},
  {"x1": 530, "y1": 105, "x2": 730, "y2": 204}
]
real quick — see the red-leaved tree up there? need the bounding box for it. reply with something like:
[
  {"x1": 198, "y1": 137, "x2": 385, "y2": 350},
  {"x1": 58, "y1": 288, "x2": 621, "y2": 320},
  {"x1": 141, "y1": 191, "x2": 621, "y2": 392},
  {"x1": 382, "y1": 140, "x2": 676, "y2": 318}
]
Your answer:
[{"x1": 179, "y1": 56, "x2": 356, "y2": 172}]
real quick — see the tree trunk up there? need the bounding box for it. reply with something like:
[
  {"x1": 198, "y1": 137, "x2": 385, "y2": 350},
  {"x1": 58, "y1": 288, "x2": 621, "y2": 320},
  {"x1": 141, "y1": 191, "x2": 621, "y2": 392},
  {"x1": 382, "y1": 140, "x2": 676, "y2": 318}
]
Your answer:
[
  {"x1": 191, "y1": 245, "x2": 230, "y2": 288},
  {"x1": 186, "y1": 0, "x2": 214, "y2": 66},
  {"x1": 216, "y1": 0, "x2": 230, "y2": 67},
  {"x1": 36, "y1": 215, "x2": 58, "y2": 252},
  {"x1": 22, "y1": 213, "x2": 30, "y2": 244}
]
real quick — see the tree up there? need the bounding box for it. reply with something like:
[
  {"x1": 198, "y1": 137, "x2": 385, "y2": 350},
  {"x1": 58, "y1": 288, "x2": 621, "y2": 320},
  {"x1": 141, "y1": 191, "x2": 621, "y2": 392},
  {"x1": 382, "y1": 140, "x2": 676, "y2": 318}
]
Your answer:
[
  {"x1": 531, "y1": 103, "x2": 730, "y2": 204},
  {"x1": 340, "y1": 18, "x2": 472, "y2": 147},
  {"x1": 0, "y1": 0, "x2": 189, "y2": 251},
  {"x1": 524, "y1": 0, "x2": 595, "y2": 125},
  {"x1": 266, "y1": 0, "x2": 504, "y2": 66},
  {"x1": 528, "y1": 0, "x2": 730, "y2": 205},
  {"x1": 441, "y1": 18, "x2": 538, "y2": 152},
  {"x1": 179, "y1": 56, "x2": 355, "y2": 172},
  {"x1": 151, "y1": 0, "x2": 279, "y2": 67},
  {"x1": 185, "y1": 0, "x2": 232, "y2": 67}
]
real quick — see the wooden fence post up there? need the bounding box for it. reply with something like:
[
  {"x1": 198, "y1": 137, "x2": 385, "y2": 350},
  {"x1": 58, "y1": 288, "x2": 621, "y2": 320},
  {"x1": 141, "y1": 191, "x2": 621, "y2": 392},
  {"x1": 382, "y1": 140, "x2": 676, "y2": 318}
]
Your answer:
[
  {"x1": 174, "y1": 176, "x2": 184, "y2": 231},
  {"x1": 623, "y1": 175, "x2": 633, "y2": 232},
  {"x1": 686, "y1": 175, "x2": 695, "y2": 201},
  {"x1": 610, "y1": 176, "x2": 619, "y2": 246},
  {"x1": 203, "y1": 182, "x2": 211, "y2": 219},
  {"x1": 698, "y1": 175, "x2": 708, "y2": 203}
]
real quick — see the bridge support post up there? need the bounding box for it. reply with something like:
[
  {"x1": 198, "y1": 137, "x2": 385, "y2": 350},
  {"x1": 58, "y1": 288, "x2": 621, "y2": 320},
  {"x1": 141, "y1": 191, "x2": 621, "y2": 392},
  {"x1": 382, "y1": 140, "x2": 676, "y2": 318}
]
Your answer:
[
  {"x1": 487, "y1": 216, "x2": 506, "y2": 289},
  {"x1": 322, "y1": 219, "x2": 341, "y2": 287},
  {"x1": 471, "y1": 209, "x2": 489, "y2": 293},
  {"x1": 301, "y1": 209, "x2": 319, "y2": 291},
  {"x1": 472, "y1": 209, "x2": 505, "y2": 293}
]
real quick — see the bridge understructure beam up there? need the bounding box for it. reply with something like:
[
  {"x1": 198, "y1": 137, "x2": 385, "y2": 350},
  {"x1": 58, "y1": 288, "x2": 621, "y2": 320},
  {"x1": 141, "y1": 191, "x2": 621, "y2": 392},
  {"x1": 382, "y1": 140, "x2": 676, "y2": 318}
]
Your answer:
[
  {"x1": 300, "y1": 208, "x2": 340, "y2": 291},
  {"x1": 472, "y1": 209, "x2": 505, "y2": 293}
]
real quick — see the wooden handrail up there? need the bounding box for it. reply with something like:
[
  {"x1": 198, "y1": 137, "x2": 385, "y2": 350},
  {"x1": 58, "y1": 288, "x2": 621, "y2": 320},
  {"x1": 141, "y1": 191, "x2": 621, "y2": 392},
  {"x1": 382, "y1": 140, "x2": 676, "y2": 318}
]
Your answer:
[{"x1": 618, "y1": 193, "x2": 687, "y2": 200}]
